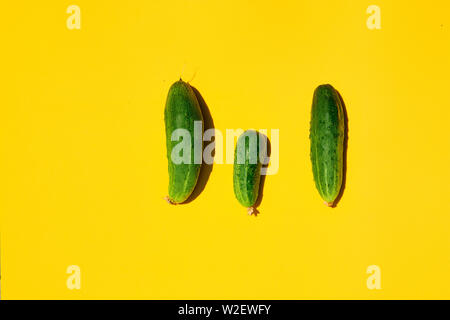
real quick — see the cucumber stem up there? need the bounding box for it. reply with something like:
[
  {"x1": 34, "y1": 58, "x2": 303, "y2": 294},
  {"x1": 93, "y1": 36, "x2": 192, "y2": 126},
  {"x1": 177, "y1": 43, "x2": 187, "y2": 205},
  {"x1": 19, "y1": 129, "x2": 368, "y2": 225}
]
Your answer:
[
  {"x1": 247, "y1": 207, "x2": 255, "y2": 215},
  {"x1": 164, "y1": 196, "x2": 176, "y2": 205},
  {"x1": 324, "y1": 201, "x2": 334, "y2": 207}
]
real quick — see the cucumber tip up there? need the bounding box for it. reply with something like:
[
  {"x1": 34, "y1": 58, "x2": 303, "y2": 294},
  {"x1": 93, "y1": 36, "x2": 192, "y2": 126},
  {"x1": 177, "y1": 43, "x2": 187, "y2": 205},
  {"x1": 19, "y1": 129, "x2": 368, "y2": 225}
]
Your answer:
[{"x1": 165, "y1": 196, "x2": 176, "y2": 205}]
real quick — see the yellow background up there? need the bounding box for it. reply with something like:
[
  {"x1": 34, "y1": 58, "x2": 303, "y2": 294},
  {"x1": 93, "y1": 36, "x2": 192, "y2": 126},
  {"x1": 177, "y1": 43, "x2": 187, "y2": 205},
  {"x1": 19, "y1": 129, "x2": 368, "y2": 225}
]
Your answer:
[{"x1": 1, "y1": 0, "x2": 449, "y2": 299}]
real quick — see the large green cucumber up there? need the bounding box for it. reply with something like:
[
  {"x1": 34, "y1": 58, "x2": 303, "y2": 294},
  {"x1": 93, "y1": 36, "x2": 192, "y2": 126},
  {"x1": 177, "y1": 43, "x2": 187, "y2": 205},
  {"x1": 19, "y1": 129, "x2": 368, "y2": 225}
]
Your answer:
[
  {"x1": 233, "y1": 130, "x2": 263, "y2": 215},
  {"x1": 310, "y1": 84, "x2": 345, "y2": 206},
  {"x1": 164, "y1": 79, "x2": 203, "y2": 204}
]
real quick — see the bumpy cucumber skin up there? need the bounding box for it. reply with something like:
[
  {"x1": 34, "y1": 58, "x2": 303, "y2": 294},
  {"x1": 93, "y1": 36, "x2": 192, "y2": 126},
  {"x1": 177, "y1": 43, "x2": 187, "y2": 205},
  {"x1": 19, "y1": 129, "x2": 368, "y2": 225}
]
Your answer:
[
  {"x1": 233, "y1": 130, "x2": 262, "y2": 208},
  {"x1": 310, "y1": 84, "x2": 345, "y2": 205},
  {"x1": 164, "y1": 80, "x2": 203, "y2": 204}
]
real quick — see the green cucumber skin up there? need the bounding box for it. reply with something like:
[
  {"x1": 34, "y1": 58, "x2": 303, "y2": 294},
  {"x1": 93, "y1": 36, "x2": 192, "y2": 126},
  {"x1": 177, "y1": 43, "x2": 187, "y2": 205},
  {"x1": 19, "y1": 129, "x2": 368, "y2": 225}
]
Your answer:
[
  {"x1": 233, "y1": 130, "x2": 262, "y2": 208},
  {"x1": 164, "y1": 80, "x2": 203, "y2": 203},
  {"x1": 310, "y1": 84, "x2": 345, "y2": 204}
]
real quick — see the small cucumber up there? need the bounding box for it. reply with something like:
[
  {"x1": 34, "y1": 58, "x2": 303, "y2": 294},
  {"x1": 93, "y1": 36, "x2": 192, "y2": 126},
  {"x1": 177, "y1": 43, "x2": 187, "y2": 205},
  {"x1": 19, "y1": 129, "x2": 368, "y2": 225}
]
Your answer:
[
  {"x1": 310, "y1": 84, "x2": 345, "y2": 206},
  {"x1": 164, "y1": 79, "x2": 203, "y2": 204},
  {"x1": 233, "y1": 130, "x2": 263, "y2": 215}
]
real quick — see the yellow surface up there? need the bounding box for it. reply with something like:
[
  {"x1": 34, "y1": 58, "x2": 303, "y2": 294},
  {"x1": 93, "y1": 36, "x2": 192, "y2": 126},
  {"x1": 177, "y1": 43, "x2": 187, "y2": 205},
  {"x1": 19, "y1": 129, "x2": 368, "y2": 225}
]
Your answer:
[{"x1": 1, "y1": 0, "x2": 449, "y2": 299}]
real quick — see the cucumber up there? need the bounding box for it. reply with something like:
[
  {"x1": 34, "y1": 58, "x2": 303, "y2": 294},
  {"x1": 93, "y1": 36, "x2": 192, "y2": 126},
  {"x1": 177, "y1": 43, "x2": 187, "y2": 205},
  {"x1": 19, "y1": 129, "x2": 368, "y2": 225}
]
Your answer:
[
  {"x1": 164, "y1": 79, "x2": 203, "y2": 204},
  {"x1": 233, "y1": 130, "x2": 263, "y2": 215},
  {"x1": 310, "y1": 84, "x2": 345, "y2": 206}
]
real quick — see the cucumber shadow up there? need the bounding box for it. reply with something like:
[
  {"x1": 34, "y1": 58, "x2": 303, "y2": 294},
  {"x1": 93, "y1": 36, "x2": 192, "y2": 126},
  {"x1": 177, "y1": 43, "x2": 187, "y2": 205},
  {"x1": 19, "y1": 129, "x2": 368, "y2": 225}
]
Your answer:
[
  {"x1": 331, "y1": 90, "x2": 348, "y2": 208},
  {"x1": 184, "y1": 86, "x2": 214, "y2": 204},
  {"x1": 252, "y1": 132, "x2": 271, "y2": 216}
]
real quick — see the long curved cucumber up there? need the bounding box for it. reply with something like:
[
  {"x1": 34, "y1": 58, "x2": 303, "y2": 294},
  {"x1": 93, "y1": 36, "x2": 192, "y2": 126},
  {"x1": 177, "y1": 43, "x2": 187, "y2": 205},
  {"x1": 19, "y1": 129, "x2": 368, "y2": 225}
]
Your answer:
[
  {"x1": 233, "y1": 130, "x2": 263, "y2": 215},
  {"x1": 310, "y1": 84, "x2": 345, "y2": 206},
  {"x1": 164, "y1": 79, "x2": 203, "y2": 204}
]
